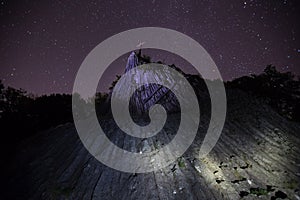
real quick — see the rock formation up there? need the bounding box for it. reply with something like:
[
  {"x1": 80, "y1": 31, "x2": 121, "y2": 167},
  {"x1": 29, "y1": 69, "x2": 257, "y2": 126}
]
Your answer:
[
  {"x1": 110, "y1": 51, "x2": 182, "y2": 115},
  {"x1": 6, "y1": 53, "x2": 300, "y2": 200}
]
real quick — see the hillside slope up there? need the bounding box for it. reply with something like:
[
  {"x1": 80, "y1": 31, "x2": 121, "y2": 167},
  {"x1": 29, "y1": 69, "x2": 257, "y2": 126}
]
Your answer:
[{"x1": 7, "y1": 88, "x2": 300, "y2": 200}]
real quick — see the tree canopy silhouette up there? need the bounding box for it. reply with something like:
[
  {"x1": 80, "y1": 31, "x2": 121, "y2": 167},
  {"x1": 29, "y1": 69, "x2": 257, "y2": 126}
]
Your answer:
[{"x1": 229, "y1": 65, "x2": 300, "y2": 121}]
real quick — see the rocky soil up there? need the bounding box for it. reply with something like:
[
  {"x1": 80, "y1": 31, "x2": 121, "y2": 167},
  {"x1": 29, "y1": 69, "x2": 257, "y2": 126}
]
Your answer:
[{"x1": 7, "y1": 88, "x2": 300, "y2": 200}]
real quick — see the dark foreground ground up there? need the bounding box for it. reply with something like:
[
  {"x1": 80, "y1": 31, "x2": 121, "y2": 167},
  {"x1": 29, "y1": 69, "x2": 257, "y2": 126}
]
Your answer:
[{"x1": 5, "y1": 89, "x2": 300, "y2": 200}]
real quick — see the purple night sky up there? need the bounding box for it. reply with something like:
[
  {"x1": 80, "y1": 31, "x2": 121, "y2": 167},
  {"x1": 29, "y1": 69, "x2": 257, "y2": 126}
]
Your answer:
[{"x1": 0, "y1": 0, "x2": 299, "y2": 94}]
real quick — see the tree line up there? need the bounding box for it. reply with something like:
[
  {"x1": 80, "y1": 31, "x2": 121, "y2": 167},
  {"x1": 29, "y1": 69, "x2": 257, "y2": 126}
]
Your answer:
[{"x1": 0, "y1": 65, "x2": 299, "y2": 144}]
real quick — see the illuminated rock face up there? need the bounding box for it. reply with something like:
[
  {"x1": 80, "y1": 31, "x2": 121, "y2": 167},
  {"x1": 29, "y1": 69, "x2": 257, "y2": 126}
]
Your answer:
[
  {"x1": 123, "y1": 51, "x2": 181, "y2": 115},
  {"x1": 7, "y1": 52, "x2": 300, "y2": 199},
  {"x1": 124, "y1": 52, "x2": 139, "y2": 73},
  {"x1": 8, "y1": 90, "x2": 300, "y2": 199}
]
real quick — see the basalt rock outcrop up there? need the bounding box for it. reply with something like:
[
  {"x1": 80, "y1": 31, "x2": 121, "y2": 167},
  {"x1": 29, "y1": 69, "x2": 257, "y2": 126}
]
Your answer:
[{"x1": 6, "y1": 53, "x2": 300, "y2": 200}]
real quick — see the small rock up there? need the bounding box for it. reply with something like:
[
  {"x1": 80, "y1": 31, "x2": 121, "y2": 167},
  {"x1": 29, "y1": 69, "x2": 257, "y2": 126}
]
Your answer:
[
  {"x1": 247, "y1": 179, "x2": 252, "y2": 185},
  {"x1": 194, "y1": 165, "x2": 201, "y2": 173}
]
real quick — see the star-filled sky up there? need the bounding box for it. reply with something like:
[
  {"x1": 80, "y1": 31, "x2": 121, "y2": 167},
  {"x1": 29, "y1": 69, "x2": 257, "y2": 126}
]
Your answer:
[{"x1": 0, "y1": 0, "x2": 299, "y2": 94}]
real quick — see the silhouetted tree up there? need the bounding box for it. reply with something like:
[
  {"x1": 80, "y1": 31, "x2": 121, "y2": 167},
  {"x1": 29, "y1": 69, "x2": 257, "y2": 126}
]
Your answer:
[{"x1": 229, "y1": 65, "x2": 300, "y2": 121}]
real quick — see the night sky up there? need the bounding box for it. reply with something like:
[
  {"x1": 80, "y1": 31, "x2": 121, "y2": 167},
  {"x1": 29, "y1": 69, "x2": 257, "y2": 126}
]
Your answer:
[{"x1": 0, "y1": 0, "x2": 299, "y2": 94}]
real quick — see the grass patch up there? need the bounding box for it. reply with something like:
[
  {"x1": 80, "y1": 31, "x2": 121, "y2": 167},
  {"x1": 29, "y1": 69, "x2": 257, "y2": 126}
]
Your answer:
[
  {"x1": 177, "y1": 157, "x2": 185, "y2": 168},
  {"x1": 250, "y1": 187, "x2": 268, "y2": 196},
  {"x1": 284, "y1": 179, "x2": 298, "y2": 190}
]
